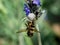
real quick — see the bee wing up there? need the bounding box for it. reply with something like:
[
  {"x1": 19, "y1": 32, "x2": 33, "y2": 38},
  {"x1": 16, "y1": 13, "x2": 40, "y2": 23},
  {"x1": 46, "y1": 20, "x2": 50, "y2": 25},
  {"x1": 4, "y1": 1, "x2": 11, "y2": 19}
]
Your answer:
[{"x1": 16, "y1": 29, "x2": 27, "y2": 33}]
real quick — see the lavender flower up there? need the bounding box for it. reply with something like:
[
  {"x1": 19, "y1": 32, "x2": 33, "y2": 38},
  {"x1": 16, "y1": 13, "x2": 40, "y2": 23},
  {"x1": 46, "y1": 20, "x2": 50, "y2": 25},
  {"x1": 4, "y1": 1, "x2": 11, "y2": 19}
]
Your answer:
[
  {"x1": 33, "y1": 0, "x2": 40, "y2": 6},
  {"x1": 24, "y1": 4, "x2": 30, "y2": 16}
]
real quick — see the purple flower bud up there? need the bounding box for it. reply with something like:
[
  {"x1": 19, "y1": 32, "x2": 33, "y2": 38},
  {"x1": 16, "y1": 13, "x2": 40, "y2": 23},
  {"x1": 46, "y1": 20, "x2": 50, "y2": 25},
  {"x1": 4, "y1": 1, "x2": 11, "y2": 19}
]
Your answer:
[
  {"x1": 33, "y1": 0, "x2": 40, "y2": 6},
  {"x1": 24, "y1": 4, "x2": 30, "y2": 16}
]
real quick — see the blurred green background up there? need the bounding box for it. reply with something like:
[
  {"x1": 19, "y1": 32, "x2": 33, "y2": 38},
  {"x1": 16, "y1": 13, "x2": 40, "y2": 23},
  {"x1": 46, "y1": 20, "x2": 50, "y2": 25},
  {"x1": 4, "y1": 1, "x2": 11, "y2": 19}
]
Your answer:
[{"x1": 0, "y1": 0, "x2": 20, "y2": 45}]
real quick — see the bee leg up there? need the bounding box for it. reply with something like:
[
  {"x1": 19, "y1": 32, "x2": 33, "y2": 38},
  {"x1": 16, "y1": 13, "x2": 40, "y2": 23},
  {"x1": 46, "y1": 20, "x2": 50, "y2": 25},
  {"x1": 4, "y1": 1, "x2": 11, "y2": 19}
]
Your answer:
[
  {"x1": 16, "y1": 30, "x2": 26, "y2": 33},
  {"x1": 36, "y1": 31, "x2": 40, "y2": 33},
  {"x1": 25, "y1": 23, "x2": 27, "y2": 26},
  {"x1": 34, "y1": 30, "x2": 40, "y2": 33}
]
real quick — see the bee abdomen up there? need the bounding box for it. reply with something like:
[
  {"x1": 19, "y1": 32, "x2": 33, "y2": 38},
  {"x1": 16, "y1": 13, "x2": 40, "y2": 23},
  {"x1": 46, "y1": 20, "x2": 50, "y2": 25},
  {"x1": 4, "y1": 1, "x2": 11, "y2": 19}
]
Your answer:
[{"x1": 27, "y1": 31, "x2": 33, "y2": 37}]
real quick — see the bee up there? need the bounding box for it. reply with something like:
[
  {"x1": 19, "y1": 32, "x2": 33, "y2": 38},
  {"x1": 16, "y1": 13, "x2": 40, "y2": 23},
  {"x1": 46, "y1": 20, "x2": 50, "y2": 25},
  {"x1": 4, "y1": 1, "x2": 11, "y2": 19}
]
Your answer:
[
  {"x1": 17, "y1": 0, "x2": 41, "y2": 37},
  {"x1": 17, "y1": 20, "x2": 40, "y2": 37}
]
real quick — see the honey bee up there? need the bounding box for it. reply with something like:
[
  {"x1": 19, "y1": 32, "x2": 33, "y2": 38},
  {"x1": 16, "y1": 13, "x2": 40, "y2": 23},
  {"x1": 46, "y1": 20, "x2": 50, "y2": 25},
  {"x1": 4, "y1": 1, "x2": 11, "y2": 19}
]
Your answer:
[
  {"x1": 17, "y1": 20, "x2": 40, "y2": 37},
  {"x1": 17, "y1": 0, "x2": 41, "y2": 37}
]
